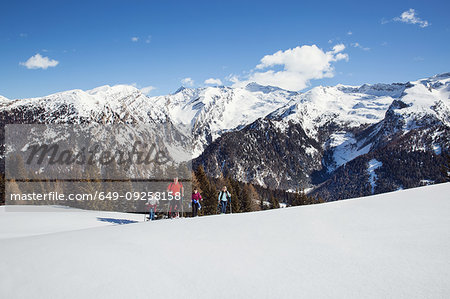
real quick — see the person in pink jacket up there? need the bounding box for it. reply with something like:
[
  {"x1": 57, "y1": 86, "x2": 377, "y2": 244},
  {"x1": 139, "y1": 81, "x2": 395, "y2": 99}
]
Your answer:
[{"x1": 191, "y1": 188, "x2": 202, "y2": 217}]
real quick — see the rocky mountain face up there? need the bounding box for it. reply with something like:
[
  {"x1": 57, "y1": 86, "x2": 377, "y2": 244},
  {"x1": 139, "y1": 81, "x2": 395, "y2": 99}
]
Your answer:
[
  {"x1": 1, "y1": 73, "x2": 449, "y2": 201},
  {"x1": 149, "y1": 84, "x2": 296, "y2": 156},
  {"x1": 194, "y1": 74, "x2": 450, "y2": 199}
]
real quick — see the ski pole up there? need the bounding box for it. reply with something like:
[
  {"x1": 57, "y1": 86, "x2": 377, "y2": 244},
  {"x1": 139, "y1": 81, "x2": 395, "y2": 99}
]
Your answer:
[{"x1": 181, "y1": 196, "x2": 184, "y2": 218}]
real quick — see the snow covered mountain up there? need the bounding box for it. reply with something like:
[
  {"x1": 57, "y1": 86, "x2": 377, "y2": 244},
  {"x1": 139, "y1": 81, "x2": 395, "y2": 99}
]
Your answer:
[
  {"x1": 150, "y1": 83, "x2": 296, "y2": 156},
  {"x1": 0, "y1": 85, "x2": 167, "y2": 124},
  {"x1": 0, "y1": 73, "x2": 449, "y2": 200},
  {"x1": 0, "y1": 83, "x2": 295, "y2": 157},
  {"x1": 267, "y1": 82, "x2": 405, "y2": 141},
  {"x1": 196, "y1": 73, "x2": 450, "y2": 198}
]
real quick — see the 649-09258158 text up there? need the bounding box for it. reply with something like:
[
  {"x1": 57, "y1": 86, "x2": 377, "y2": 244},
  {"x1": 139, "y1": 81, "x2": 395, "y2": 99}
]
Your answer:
[{"x1": 9, "y1": 191, "x2": 182, "y2": 202}]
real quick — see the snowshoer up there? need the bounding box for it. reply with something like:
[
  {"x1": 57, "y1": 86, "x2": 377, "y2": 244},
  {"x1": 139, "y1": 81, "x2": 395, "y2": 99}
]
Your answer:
[
  {"x1": 218, "y1": 186, "x2": 231, "y2": 214},
  {"x1": 191, "y1": 188, "x2": 202, "y2": 217},
  {"x1": 145, "y1": 196, "x2": 157, "y2": 221},
  {"x1": 167, "y1": 177, "x2": 183, "y2": 218}
]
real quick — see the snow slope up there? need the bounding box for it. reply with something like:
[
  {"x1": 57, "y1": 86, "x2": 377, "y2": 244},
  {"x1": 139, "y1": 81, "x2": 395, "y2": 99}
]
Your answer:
[
  {"x1": 0, "y1": 206, "x2": 144, "y2": 239},
  {"x1": 0, "y1": 85, "x2": 168, "y2": 123},
  {"x1": 1, "y1": 183, "x2": 449, "y2": 298},
  {"x1": 393, "y1": 73, "x2": 450, "y2": 130},
  {"x1": 268, "y1": 83, "x2": 403, "y2": 139}
]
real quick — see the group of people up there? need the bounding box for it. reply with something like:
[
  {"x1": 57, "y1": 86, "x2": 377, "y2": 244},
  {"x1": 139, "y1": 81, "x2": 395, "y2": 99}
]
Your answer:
[
  {"x1": 191, "y1": 185, "x2": 232, "y2": 216},
  {"x1": 145, "y1": 177, "x2": 232, "y2": 220}
]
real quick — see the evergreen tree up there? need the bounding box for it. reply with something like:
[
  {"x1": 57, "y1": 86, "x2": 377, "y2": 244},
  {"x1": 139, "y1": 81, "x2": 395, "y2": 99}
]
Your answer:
[
  {"x1": 6, "y1": 155, "x2": 29, "y2": 195},
  {"x1": 191, "y1": 171, "x2": 200, "y2": 190},
  {"x1": 195, "y1": 165, "x2": 216, "y2": 215},
  {"x1": 291, "y1": 188, "x2": 303, "y2": 206},
  {"x1": 227, "y1": 177, "x2": 241, "y2": 213},
  {"x1": 300, "y1": 189, "x2": 309, "y2": 205},
  {"x1": 269, "y1": 195, "x2": 279, "y2": 209},
  {"x1": 116, "y1": 165, "x2": 134, "y2": 212},
  {"x1": 316, "y1": 196, "x2": 325, "y2": 204},
  {"x1": 205, "y1": 184, "x2": 218, "y2": 215},
  {"x1": 82, "y1": 163, "x2": 102, "y2": 210},
  {"x1": 247, "y1": 184, "x2": 260, "y2": 211},
  {"x1": 67, "y1": 166, "x2": 84, "y2": 209},
  {"x1": 7, "y1": 154, "x2": 28, "y2": 181},
  {"x1": 6, "y1": 179, "x2": 22, "y2": 205},
  {"x1": 260, "y1": 194, "x2": 265, "y2": 210},
  {"x1": 100, "y1": 160, "x2": 122, "y2": 211},
  {"x1": 194, "y1": 165, "x2": 208, "y2": 195},
  {"x1": 241, "y1": 184, "x2": 252, "y2": 212},
  {"x1": 28, "y1": 172, "x2": 46, "y2": 206},
  {"x1": 0, "y1": 174, "x2": 4, "y2": 205},
  {"x1": 443, "y1": 153, "x2": 450, "y2": 182},
  {"x1": 242, "y1": 184, "x2": 261, "y2": 212},
  {"x1": 177, "y1": 163, "x2": 191, "y2": 181}
]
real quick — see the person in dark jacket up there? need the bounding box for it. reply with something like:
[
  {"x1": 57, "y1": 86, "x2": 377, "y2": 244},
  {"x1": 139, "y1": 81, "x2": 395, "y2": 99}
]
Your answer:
[{"x1": 218, "y1": 186, "x2": 231, "y2": 214}]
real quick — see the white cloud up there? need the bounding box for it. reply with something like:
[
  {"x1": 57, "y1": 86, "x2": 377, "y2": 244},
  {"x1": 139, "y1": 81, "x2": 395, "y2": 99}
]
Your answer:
[
  {"x1": 140, "y1": 85, "x2": 156, "y2": 95},
  {"x1": 181, "y1": 77, "x2": 194, "y2": 87},
  {"x1": 204, "y1": 78, "x2": 223, "y2": 85},
  {"x1": 130, "y1": 83, "x2": 156, "y2": 95},
  {"x1": 131, "y1": 37, "x2": 139, "y2": 42},
  {"x1": 351, "y1": 42, "x2": 370, "y2": 51},
  {"x1": 145, "y1": 35, "x2": 152, "y2": 44},
  {"x1": 20, "y1": 53, "x2": 59, "y2": 70},
  {"x1": 226, "y1": 74, "x2": 240, "y2": 84},
  {"x1": 393, "y1": 9, "x2": 430, "y2": 28},
  {"x1": 331, "y1": 44, "x2": 346, "y2": 53},
  {"x1": 347, "y1": 31, "x2": 353, "y2": 35},
  {"x1": 232, "y1": 44, "x2": 348, "y2": 91}
]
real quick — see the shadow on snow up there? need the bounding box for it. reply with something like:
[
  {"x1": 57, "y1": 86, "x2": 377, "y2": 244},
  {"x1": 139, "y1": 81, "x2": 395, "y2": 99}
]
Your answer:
[{"x1": 96, "y1": 217, "x2": 138, "y2": 225}]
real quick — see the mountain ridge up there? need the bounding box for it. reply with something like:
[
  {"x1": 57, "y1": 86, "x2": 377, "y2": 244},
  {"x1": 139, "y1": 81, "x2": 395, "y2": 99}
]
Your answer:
[
  {"x1": 194, "y1": 73, "x2": 449, "y2": 198},
  {"x1": 1, "y1": 73, "x2": 448, "y2": 200}
]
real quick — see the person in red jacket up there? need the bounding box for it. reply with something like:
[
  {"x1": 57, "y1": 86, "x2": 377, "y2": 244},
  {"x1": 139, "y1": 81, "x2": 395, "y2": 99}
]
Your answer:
[
  {"x1": 191, "y1": 188, "x2": 202, "y2": 217},
  {"x1": 167, "y1": 177, "x2": 184, "y2": 218}
]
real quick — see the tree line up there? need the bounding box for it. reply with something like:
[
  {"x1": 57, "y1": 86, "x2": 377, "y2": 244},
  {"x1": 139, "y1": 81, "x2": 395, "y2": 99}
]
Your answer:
[{"x1": 192, "y1": 165, "x2": 323, "y2": 216}]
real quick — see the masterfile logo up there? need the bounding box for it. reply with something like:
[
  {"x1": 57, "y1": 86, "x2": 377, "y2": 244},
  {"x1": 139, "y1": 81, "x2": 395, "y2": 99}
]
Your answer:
[{"x1": 4, "y1": 123, "x2": 192, "y2": 213}]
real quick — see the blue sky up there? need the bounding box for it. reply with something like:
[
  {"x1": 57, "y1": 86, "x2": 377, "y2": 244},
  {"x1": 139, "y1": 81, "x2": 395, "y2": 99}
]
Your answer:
[{"x1": 0, "y1": 0, "x2": 449, "y2": 98}]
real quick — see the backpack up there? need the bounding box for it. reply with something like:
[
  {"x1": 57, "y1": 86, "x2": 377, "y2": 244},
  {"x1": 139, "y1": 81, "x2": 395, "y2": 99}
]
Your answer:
[{"x1": 220, "y1": 191, "x2": 231, "y2": 201}]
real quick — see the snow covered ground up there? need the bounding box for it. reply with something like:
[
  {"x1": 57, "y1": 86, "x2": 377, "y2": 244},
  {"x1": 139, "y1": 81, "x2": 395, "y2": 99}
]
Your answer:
[
  {"x1": 0, "y1": 206, "x2": 144, "y2": 239},
  {"x1": 1, "y1": 183, "x2": 449, "y2": 298}
]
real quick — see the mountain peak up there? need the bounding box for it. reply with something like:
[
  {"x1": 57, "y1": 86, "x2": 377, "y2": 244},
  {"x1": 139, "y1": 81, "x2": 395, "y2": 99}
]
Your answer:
[
  {"x1": 173, "y1": 86, "x2": 186, "y2": 94},
  {"x1": 245, "y1": 82, "x2": 288, "y2": 93},
  {"x1": 172, "y1": 86, "x2": 198, "y2": 95},
  {"x1": 430, "y1": 72, "x2": 450, "y2": 80},
  {"x1": 86, "y1": 84, "x2": 140, "y2": 96}
]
